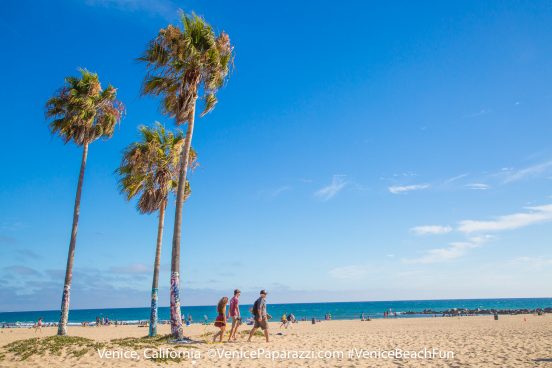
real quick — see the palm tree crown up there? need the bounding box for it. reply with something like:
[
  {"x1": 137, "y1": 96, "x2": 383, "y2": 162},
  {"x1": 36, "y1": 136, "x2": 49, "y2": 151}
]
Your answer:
[
  {"x1": 117, "y1": 123, "x2": 196, "y2": 213},
  {"x1": 139, "y1": 12, "x2": 233, "y2": 123},
  {"x1": 45, "y1": 68, "x2": 125, "y2": 145}
]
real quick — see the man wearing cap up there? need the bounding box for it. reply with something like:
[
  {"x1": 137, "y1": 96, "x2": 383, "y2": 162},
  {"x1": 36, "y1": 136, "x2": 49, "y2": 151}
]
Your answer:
[
  {"x1": 248, "y1": 290, "x2": 270, "y2": 342},
  {"x1": 228, "y1": 289, "x2": 241, "y2": 341}
]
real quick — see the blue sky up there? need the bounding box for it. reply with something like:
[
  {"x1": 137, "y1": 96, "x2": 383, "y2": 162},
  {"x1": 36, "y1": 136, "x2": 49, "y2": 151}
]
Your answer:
[{"x1": 1, "y1": 0, "x2": 552, "y2": 312}]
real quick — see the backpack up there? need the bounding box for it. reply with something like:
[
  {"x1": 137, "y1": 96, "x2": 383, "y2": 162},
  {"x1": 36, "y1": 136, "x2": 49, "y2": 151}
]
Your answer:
[{"x1": 252, "y1": 298, "x2": 261, "y2": 317}]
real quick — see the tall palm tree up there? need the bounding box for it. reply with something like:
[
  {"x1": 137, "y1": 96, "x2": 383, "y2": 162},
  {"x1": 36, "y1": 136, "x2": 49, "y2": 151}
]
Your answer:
[
  {"x1": 139, "y1": 12, "x2": 233, "y2": 338},
  {"x1": 116, "y1": 123, "x2": 196, "y2": 337},
  {"x1": 45, "y1": 69, "x2": 124, "y2": 336}
]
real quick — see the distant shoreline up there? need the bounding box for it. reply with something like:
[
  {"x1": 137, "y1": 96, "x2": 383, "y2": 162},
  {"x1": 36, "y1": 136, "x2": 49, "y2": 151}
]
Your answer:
[
  {"x1": 2, "y1": 306, "x2": 551, "y2": 327},
  {"x1": 2, "y1": 296, "x2": 551, "y2": 314}
]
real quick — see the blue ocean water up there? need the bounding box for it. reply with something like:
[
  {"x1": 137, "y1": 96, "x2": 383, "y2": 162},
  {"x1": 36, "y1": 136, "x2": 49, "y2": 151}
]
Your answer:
[{"x1": 1, "y1": 298, "x2": 550, "y2": 325}]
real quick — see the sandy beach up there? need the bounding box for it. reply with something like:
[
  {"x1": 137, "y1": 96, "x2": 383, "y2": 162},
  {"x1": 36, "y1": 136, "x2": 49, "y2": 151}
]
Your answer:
[{"x1": 1, "y1": 314, "x2": 550, "y2": 367}]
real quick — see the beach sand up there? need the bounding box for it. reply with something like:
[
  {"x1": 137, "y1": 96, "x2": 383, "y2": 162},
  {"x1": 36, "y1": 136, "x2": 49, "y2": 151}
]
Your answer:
[{"x1": 0, "y1": 315, "x2": 550, "y2": 367}]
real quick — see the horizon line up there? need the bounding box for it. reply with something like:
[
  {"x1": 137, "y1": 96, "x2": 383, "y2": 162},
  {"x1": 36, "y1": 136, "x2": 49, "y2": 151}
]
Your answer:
[{"x1": 2, "y1": 296, "x2": 551, "y2": 314}]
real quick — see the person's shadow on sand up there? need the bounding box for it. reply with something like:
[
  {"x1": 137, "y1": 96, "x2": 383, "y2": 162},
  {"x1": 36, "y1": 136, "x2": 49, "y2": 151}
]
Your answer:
[{"x1": 534, "y1": 358, "x2": 552, "y2": 363}]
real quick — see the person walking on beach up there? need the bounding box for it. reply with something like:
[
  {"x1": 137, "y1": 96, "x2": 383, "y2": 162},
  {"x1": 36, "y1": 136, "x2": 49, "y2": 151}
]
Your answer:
[
  {"x1": 248, "y1": 290, "x2": 270, "y2": 343},
  {"x1": 213, "y1": 297, "x2": 228, "y2": 343},
  {"x1": 228, "y1": 289, "x2": 241, "y2": 341},
  {"x1": 34, "y1": 318, "x2": 43, "y2": 333}
]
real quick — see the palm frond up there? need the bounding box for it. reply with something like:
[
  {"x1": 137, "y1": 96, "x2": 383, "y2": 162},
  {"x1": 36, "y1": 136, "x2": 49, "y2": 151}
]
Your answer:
[
  {"x1": 45, "y1": 69, "x2": 125, "y2": 146},
  {"x1": 200, "y1": 93, "x2": 217, "y2": 117},
  {"x1": 139, "y1": 11, "x2": 233, "y2": 125},
  {"x1": 116, "y1": 123, "x2": 197, "y2": 214}
]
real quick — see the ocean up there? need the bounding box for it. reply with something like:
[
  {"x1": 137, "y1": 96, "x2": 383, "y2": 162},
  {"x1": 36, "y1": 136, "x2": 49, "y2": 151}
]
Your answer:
[{"x1": 1, "y1": 298, "x2": 550, "y2": 326}]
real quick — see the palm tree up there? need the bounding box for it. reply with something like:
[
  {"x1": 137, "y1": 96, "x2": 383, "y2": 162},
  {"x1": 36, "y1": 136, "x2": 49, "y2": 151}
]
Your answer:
[
  {"x1": 139, "y1": 12, "x2": 233, "y2": 338},
  {"x1": 116, "y1": 123, "x2": 196, "y2": 337},
  {"x1": 45, "y1": 68, "x2": 125, "y2": 336}
]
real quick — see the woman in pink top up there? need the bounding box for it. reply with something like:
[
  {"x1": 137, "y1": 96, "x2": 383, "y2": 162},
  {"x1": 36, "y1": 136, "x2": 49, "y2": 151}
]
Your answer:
[{"x1": 227, "y1": 289, "x2": 241, "y2": 341}]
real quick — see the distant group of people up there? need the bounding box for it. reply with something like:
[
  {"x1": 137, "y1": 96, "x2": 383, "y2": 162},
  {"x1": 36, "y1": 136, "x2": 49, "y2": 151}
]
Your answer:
[
  {"x1": 33, "y1": 318, "x2": 60, "y2": 331},
  {"x1": 279, "y1": 312, "x2": 296, "y2": 328},
  {"x1": 95, "y1": 316, "x2": 111, "y2": 326},
  {"x1": 18, "y1": 305, "x2": 545, "y2": 333},
  {"x1": 212, "y1": 289, "x2": 272, "y2": 343}
]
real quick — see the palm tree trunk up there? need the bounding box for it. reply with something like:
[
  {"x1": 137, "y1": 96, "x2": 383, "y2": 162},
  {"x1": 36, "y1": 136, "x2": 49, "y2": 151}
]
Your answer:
[
  {"x1": 58, "y1": 142, "x2": 89, "y2": 336},
  {"x1": 169, "y1": 99, "x2": 197, "y2": 339},
  {"x1": 149, "y1": 199, "x2": 166, "y2": 337}
]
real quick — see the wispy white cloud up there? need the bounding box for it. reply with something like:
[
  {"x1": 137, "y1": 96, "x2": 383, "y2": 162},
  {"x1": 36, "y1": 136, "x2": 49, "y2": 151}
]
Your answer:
[
  {"x1": 392, "y1": 171, "x2": 418, "y2": 178},
  {"x1": 420, "y1": 159, "x2": 552, "y2": 193},
  {"x1": 329, "y1": 265, "x2": 367, "y2": 280},
  {"x1": 269, "y1": 186, "x2": 291, "y2": 198},
  {"x1": 410, "y1": 225, "x2": 452, "y2": 235},
  {"x1": 257, "y1": 185, "x2": 292, "y2": 200},
  {"x1": 465, "y1": 183, "x2": 490, "y2": 190},
  {"x1": 402, "y1": 236, "x2": 490, "y2": 264},
  {"x1": 503, "y1": 160, "x2": 552, "y2": 183},
  {"x1": 402, "y1": 243, "x2": 475, "y2": 264},
  {"x1": 458, "y1": 204, "x2": 552, "y2": 234},
  {"x1": 405, "y1": 202, "x2": 552, "y2": 264},
  {"x1": 388, "y1": 184, "x2": 430, "y2": 194},
  {"x1": 443, "y1": 173, "x2": 469, "y2": 184},
  {"x1": 314, "y1": 175, "x2": 348, "y2": 201}
]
